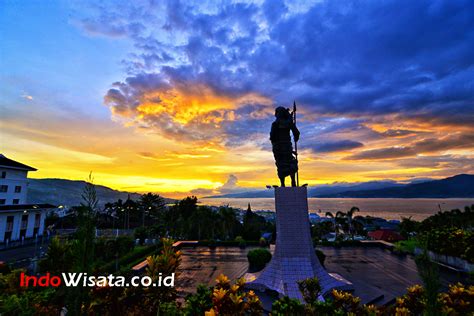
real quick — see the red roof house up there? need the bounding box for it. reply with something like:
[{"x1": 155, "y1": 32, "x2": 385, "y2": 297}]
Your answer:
[{"x1": 368, "y1": 229, "x2": 405, "y2": 242}]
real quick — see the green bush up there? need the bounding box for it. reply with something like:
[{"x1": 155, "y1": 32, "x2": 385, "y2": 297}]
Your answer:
[
  {"x1": 184, "y1": 284, "x2": 213, "y2": 315},
  {"x1": 235, "y1": 236, "x2": 247, "y2": 248},
  {"x1": 116, "y1": 236, "x2": 135, "y2": 255},
  {"x1": 297, "y1": 277, "x2": 321, "y2": 304},
  {"x1": 394, "y1": 239, "x2": 418, "y2": 254},
  {"x1": 208, "y1": 239, "x2": 217, "y2": 248},
  {"x1": 0, "y1": 294, "x2": 36, "y2": 315},
  {"x1": 247, "y1": 248, "x2": 272, "y2": 271},
  {"x1": 134, "y1": 226, "x2": 149, "y2": 244},
  {"x1": 99, "y1": 244, "x2": 159, "y2": 273},
  {"x1": 157, "y1": 302, "x2": 180, "y2": 316},
  {"x1": 271, "y1": 296, "x2": 305, "y2": 315},
  {"x1": 0, "y1": 262, "x2": 10, "y2": 274},
  {"x1": 421, "y1": 228, "x2": 473, "y2": 262},
  {"x1": 94, "y1": 236, "x2": 135, "y2": 263}
]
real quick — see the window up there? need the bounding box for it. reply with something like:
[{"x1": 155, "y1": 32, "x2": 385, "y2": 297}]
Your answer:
[
  {"x1": 15, "y1": 186, "x2": 22, "y2": 193},
  {"x1": 6, "y1": 216, "x2": 14, "y2": 232},
  {"x1": 1, "y1": 171, "x2": 5, "y2": 178},
  {"x1": 21, "y1": 214, "x2": 28, "y2": 230},
  {"x1": 35, "y1": 213, "x2": 41, "y2": 227},
  {"x1": 13, "y1": 199, "x2": 20, "y2": 205},
  {"x1": 0, "y1": 185, "x2": 7, "y2": 192},
  {"x1": 0, "y1": 199, "x2": 5, "y2": 205}
]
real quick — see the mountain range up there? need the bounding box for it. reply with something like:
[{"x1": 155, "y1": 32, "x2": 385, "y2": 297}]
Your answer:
[
  {"x1": 26, "y1": 175, "x2": 474, "y2": 206},
  {"x1": 27, "y1": 178, "x2": 174, "y2": 207},
  {"x1": 207, "y1": 174, "x2": 474, "y2": 198},
  {"x1": 320, "y1": 174, "x2": 474, "y2": 198}
]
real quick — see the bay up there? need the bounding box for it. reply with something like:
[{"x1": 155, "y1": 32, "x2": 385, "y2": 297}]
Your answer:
[{"x1": 200, "y1": 197, "x2": 474, "y2": 221}]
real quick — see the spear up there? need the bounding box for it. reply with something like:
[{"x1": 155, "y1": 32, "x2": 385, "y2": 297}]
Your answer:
[{"x1": 293, "y1": 101, "x2": 299, "y2": 187}]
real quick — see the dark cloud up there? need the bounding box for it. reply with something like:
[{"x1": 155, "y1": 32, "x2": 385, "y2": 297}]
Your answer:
[
  {"x1": 396, "y1": 155, "x2": 474, "y2": 169},
  {"x1": 311, "y1": 140, "x2": 364, "y2": 153},
  {"x1": 346, "y1": 133, "x2": 474, "y2": 160},
  {"x1": 346, "y1": 147, "x2": 415, "y2": 160},
  {"x1": 78, "y1": 0, "x2": 474, "y2": 152},
  {"x1": 414, "y1": 134, "x2": 474, "y2": 152}
]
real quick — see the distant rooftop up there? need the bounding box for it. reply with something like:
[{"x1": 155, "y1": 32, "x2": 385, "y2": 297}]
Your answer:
[{"x1": 0, "y1": 154, "x2": 37, "y2": 171}]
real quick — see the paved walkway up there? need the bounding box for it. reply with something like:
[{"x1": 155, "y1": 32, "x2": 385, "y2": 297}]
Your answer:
[
  {"x1": 176, "y1": 246, "x2": 256, "y2": 297},
  {"x1": 176, "y1": 246, "x2": 470, "y2": 304},
  {"x1": 320, "y1": 246, "x2": 468, "y2": 302},
  {"x1": 0, "y1": 239, "x2": 50, "y2": 268}
]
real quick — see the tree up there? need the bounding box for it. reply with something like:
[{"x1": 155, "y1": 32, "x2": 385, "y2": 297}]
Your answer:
[
  {"x1": 242, "y1": 204, "x2": 267, "y2": 240},
  {"x1": 165, "y1": 196, "x2": 198, "y2": 237},
  {"x1": 217, "y1": 206, "x2": 240, "y2": 240},
  {"x1": 188, "y1": 206, "x2": 216, "y2": 240},
  {"x1": 399, "y1": 216, "x2": 420, "y2": 238},
  {"x1": 39, "y1": 237, "x2": 72, "y2": 273},
  {"x1": 67, "y1": 172, "x2": 98, "y2": 315},
  {"x1": 325, "y1": 211, "x2": 345, "y2": 239},
  {"x1": 139, "y1": 193, "x2": 166, "y2": 227},
  {"x1": 123, "y1": 196, "x2": 139, "y2": 229},
  {"x1": 346, "y1": 206, "x2": 360, "y2": 240},
  {"x1": 105, "y1": 199, "x2": 124, "y2": 229},
  {"x1": 415, "y1": 249, "x2": 441, "y2": 315}
]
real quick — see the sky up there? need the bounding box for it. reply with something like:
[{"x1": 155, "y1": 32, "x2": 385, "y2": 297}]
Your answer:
[{"x1": 1, "y1": 0, "x2": 473, "y2": 198}]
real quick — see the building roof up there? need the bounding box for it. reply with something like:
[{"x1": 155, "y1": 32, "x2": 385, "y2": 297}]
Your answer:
[
  {"x1": 368, "y1": 229, "x2": 404, "y2": 242},
  {"x1": 0, "y1": 154, "x2": 37, "y2": 171},
  {"x1": 0, "y1": 203, "x2": 56, "y2": 212}
]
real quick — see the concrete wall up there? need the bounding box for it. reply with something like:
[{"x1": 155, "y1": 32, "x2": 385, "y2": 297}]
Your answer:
[
  {"x1": 0, "y1": 210, "x2": 47, "y2": 243},
  {"x1": 414, "y1": 247, "x2": 474, "y2": 272},
  {"x1": 0, "y1": 168, "x2": 29, "y2": 205}
]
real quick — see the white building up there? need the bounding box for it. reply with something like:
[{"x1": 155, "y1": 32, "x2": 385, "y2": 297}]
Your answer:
[{"x1": 0, "y1": 154, "x2": 56, "y2": 243}]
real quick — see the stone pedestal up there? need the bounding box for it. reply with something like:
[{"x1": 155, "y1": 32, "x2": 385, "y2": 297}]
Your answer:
[{"x1": 248, "y1": 187, "x2": 351, "y2": 301}]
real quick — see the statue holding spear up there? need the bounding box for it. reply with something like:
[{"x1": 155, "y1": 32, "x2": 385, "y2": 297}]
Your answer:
[{"x1": 270, "y1": 102, "x2": 300, "y2": 187}]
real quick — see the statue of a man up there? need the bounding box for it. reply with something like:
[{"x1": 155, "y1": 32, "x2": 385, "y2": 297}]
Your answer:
[{"x1": 270, "y1": 106, "x2": 300, "y2": 187}]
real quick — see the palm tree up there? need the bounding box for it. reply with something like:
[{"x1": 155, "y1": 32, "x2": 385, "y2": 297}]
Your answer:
[
  {"x1": 139, "y1": 193, "x2": 166, "y2": 227},
  {"x1": 218, "y1": 206, "x2": 238, "y2": 240},
  {"x1": 123, "y1": 196, "x2": 140, "y2": 229},
  {"x1": 325, "y1": 211, "x2": 345, "y2": 239},
  {"x1": 346, "y1": 207, "x2": 360, "y2": 240}
]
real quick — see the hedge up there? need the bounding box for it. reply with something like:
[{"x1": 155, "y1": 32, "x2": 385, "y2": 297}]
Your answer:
[{"x1": 247, "y1": 248, "x2": 272, "y2": 271}]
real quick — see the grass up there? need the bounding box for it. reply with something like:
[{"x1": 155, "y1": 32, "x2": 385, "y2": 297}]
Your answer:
[
  {"x1": 99, "y1": 243, "x2": 161, "y2": 273},
  {"x1": 394, "y1": 239, "x2": 418, "y2": 254}
]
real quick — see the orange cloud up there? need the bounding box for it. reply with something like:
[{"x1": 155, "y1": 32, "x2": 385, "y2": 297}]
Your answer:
[{"x1": 105, "y1": 79, "x2": 272, "y2": 144}]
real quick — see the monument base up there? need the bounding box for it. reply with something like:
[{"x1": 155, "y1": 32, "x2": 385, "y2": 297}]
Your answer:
[{"x1": 247, "y1": 187, "x2": 352, "y2": 301}]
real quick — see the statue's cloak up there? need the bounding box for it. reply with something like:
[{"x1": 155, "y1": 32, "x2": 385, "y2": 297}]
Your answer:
[{"x1": 270, "y1": 116, "x2": 300, "y2": 179}]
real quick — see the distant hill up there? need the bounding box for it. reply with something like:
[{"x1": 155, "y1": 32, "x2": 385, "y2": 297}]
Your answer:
[
  {"x1": 206, "y1": 175, "x2": 474, "y2": 199},
  {"x1": 309, "y1": 180, "x2": 403, "y2": 197},
  {"x1": 207, "y1": 190, "x2": 273, "y2": 198},
  {"x1": 207, "y1": 180, "x2": 403, "y2": 198},
  {"x1": 320, "y1": 174, "x2": 474, "y2": 198},
  {"x1": 27, "y1": 178, "x2": 173, "y2": 207}
]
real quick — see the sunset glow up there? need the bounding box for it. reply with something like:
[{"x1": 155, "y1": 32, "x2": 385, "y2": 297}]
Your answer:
[{"x1": 1, "y1": 1, "x2": 473, "y2": 198}]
